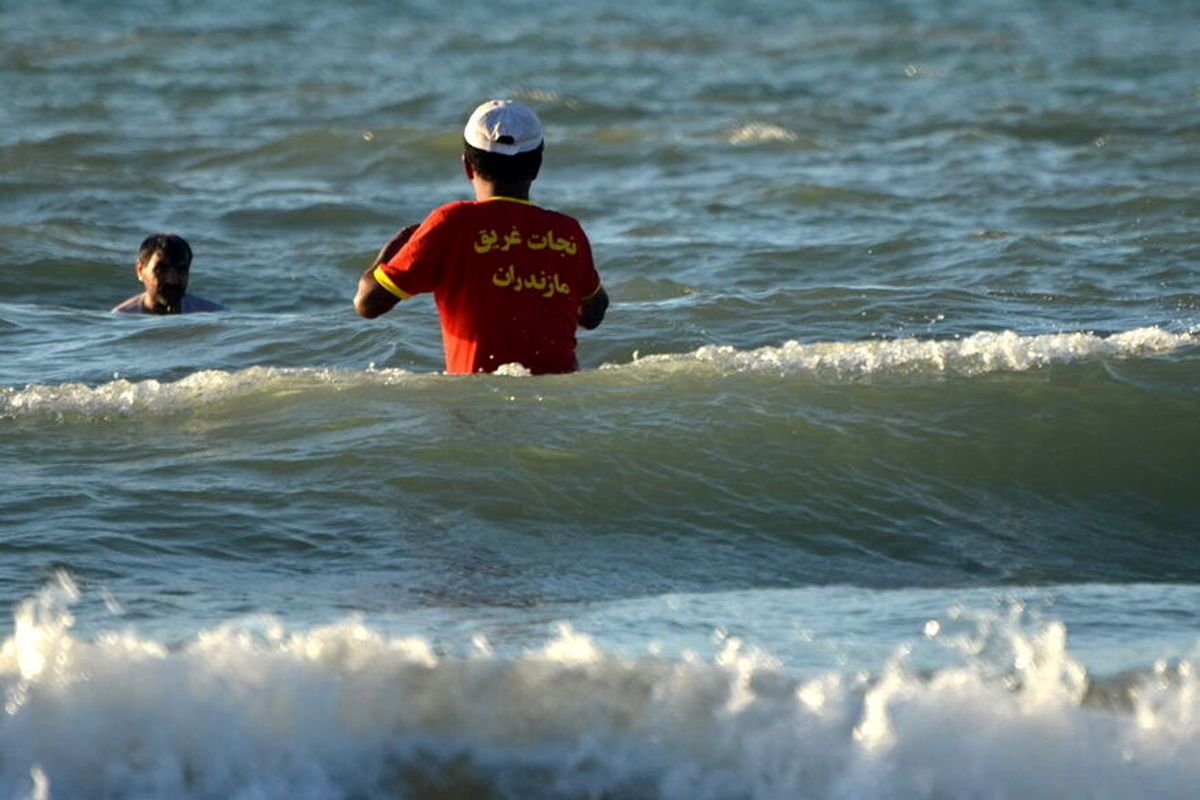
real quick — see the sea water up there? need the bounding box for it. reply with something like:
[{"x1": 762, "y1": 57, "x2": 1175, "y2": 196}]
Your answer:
[{"x1": 2, "y1": 0, "x2": 1199, "y2": 797}]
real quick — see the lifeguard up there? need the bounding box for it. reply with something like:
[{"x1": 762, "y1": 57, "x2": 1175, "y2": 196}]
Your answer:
[{"x1": 353, "y1": 100, "x2": 608, "y2": 374}]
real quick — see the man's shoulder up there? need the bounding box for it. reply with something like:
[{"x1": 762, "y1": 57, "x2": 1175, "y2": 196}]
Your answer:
[
  {"x1": 111, "y1": 294, "x2": 226, "y2": 314},
  {"x1": 182, "y1": 295, "x2": 226, "y2": 313},
  {"x1": 112, "y1": 294, "x2": 146, "y2": 313},
  {"x1": 537, "y1": 206, "x2": 587, "y2": 233},
  {"x1": 421, "y1": 200, "x2": 589, "y2": 241},
  {"x1": 426, "y1": 201, "x2": 475, "y2": 225}
]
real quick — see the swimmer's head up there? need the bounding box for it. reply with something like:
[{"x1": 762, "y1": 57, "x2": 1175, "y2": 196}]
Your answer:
[{"x1": 135, "y1": 233, "x2": 192, "y2": 314}]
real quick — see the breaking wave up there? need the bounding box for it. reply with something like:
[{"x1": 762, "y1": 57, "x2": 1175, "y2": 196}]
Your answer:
[
  {"x1": 1, "y1": 327, "x2": 1191, "y2": 419},
  {"x1": 2, "y1": 575, "x2": 1199, "y2": 799},
  {"x1": 626, "y1": 326, "x2": 1194, "y2": 378}
]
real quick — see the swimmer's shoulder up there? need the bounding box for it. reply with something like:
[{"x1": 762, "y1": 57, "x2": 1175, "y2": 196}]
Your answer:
[
  {"x1": 182, "y1": 295, "x2": 226, "y2": 313},
  {"x1": 112, "y1": 294, "x2": 147, "y2": 313}
]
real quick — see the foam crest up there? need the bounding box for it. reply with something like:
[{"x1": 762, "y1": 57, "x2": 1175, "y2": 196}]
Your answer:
[
  {"x1": 727, "y1": 122, "x2": 800, "y2": 145},
  {"x1": 628, "y1": 326, "x2": 1194, "y2": 379},
  {"x1": 3, "y1": 585, "x2": 1200, "y2": 799},
  {"x1": 0, "y1": 366, "x2": 416, "y2": 419},
  {"x1": 0, "y1": 328, "x2": 1193, "y2": 421}
]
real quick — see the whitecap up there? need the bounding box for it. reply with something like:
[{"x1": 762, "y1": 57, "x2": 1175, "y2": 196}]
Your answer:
[{"x1": 3, "y1": 581, "x2": 1200, "y2": 799}]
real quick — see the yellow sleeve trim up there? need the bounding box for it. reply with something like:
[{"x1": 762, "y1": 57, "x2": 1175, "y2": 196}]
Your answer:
[
  {"x1": 373, "y1": 266, "x2": 412, "y2": 300},
  {"x1": 582, "y1": 282, "x2": 604, "y2": 301}
]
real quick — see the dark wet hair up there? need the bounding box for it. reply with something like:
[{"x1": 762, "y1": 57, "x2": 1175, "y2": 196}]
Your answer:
[
  {"x1": 138, "y1": 233, "x2": 192, "y2": 270},
  {"x1": 463, "y1": 140, "x2": 543, "y2": 185}
]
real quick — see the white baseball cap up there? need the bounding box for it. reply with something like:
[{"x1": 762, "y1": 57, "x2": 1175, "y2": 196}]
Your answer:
[{"x1": 463, "y1": 99, "x2": 544, "y2": 156}]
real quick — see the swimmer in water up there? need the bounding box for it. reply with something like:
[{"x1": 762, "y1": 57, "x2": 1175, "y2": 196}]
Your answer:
[{"x1": 112, "y1": 233, "x2": 225, "y2": 315}]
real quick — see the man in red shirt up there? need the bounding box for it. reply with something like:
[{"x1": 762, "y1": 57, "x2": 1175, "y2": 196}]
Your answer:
[{"x1": 354, "y1": 100, "x2": 608, "y2": 374}]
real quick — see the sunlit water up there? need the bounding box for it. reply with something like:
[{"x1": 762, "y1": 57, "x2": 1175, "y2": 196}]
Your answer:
[{"x1": 2, "y1": 1, "x2": 1199, "y2": 797}]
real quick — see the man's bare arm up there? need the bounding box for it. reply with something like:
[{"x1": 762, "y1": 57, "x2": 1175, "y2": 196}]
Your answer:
[
  {"x1": 579, "y1": 286, "x2": 609, "y2": 330},
  {"x1": 354, "y1": 269, "x2": 400, "y2": 318},
  {"x1": 353, "y1": 224, "x2": 418, "y2": 319}
]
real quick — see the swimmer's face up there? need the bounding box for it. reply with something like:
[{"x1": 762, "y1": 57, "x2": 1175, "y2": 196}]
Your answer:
[{"x1": 137, "y1": 253, "x2": 190, "y2": 314}]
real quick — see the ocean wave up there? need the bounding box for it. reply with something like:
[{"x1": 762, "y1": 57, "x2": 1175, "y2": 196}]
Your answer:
[
  {"x1": 726, "y1": 122, "x2": 801, "y2": 146},
  {"x1": 0, "y1": 366, "x2": 419, "y2": 419},
  {"x1": 2, "y1": 575, "x2": 1199, "y2": 800},
  {"x1": 626, "y1": 326, "x2": 1194, "y2": 378},
  {"x1": 1, "y1": 327, "x2": 1192, "y2": 419}
]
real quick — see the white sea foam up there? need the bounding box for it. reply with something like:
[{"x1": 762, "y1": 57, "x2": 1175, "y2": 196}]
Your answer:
[
  {"x1": 626, "y1": 326, "x2": 1194, "y2": 379},
  {"x1": 2, "y1": 578, "x2": 1200, "y2": 799},
  {"x1": 727, "y1": 123, "x2": 800, "y2": 145},
  {"x1": 0, "y1": 328, "x2": 1192, "y2": 419},
  {"x1": 0, "y1": 366, "x2": 416, "y2": 419}
]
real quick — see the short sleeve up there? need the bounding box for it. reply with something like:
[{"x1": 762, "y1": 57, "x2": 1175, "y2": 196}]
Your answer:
[{"x1": 376, "y1": 206, "x2": 456, "y2": 297}]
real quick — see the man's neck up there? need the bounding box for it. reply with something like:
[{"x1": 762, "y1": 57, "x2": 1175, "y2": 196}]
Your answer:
[{"x1": 473, "y1": 180, "x2": 532, "y2": 202}]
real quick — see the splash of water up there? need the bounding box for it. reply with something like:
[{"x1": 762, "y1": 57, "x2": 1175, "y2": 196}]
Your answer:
[{"x1": 3, "y1": 580, "x2": 1200, "y2": 798}]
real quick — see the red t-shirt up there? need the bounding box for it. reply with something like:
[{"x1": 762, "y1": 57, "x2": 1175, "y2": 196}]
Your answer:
[{"x1": 374, "y1": 197, "x2": 602, "y2": 374}]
